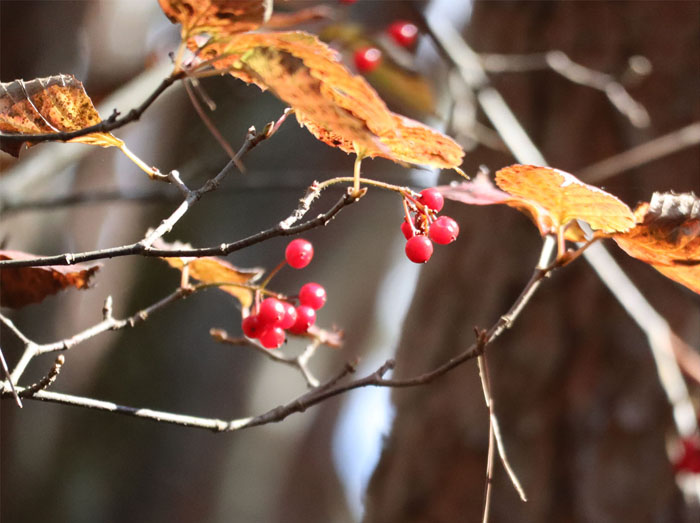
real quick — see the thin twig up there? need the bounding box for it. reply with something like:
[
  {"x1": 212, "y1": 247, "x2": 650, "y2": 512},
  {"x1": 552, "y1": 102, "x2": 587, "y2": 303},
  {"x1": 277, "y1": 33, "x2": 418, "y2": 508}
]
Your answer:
[
  {"x1": 0, "y1": 347, "x2": 21, "y2": 407},
  {"x1": 19, "y1": 355, "x2": 65, "y2": 398},
  {"x1": 578, "y1": 121, "x2": 700, "y2": 183},
  {"x1": 0, "y1": 191, "x2": 358, "y2": 268},
  {"x1": 3, "y1": 235, "x2": 561, "y2": 431},
  {"x1": 480, "y1": 51, "x2": 650, "y2": 128},
  {"x1": 0, "y1": 72, "x2": 184, "y2": 144},
  {"x1": 210, "y1": 329, "x2": 321, "y2": 388}
]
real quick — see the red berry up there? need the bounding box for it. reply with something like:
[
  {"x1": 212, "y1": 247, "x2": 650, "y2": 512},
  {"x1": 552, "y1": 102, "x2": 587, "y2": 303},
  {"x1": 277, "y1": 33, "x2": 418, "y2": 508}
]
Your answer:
[
  {"x1": 278, "y1": 301, "x2": 298, "y2": 330},
  {"x1": 400, "y1": 220, "x2": 415, "y2": 239},
  {"x1": 299, "y1": 282, "x2": 327, "y2": 310},
  {"x1": 258, "y1": 297, "x2": 286, "y2": 327},
  {"x1": 429, "y1": 216, "x2": 460, "y2": 244},
  {"x1": 259, "y1": 326, "x2": 286, "y2": 349},
  {"x1": 354, "y1": 47, "x2": 382, "y2": 73},
  {"x1": 405, "y1": 235, "x2": 433, "y2": 263},
  {"x1": 288, "y1": 305, "x2": 316, "y2": 334},
  {"x1": 285, "y1": 239, "x2": 314, "y2": 269},
  {"x1": 388, "y1": 20, "x2": 418, "y2": 48},
  {"x1": 241, "y1": 314, "x2": 263, "y2": 339},
  {"x1": 419, "y1": 188, "x2": 444, "y2": 212}
]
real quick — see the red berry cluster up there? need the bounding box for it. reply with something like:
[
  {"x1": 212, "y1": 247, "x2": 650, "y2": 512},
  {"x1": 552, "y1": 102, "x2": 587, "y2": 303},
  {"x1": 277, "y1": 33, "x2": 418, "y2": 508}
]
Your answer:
[
  {"x1": 673, "y1": 436, "x2": 700, "y2": 474},
  {"x1": 241, "y1": 239, "x2": 327, "y2": 349},
  {"x1": 401, "y1": 188, "x2": 460, "y2": 264}
]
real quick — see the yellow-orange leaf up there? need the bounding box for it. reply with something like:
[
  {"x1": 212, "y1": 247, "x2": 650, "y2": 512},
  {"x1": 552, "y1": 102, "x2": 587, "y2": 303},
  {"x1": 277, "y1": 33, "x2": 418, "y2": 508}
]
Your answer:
[
  {"x1": 193, "y1": 31, "x2": 464, "y2": 169},
  {"x1": 495, "y1": 165, "x2": 635, "y2": 234},
  {"x1": 155, "y1": 239, "x2": 263, "y2": 308},
  {"x1": 158, "y1": 0, "x2": 272, "y2": 39},
  {"x1": 0, "y1": 74, "x2": 123, "y2": 157},
  {"x1": 613, "y1": 191, "x2": 700, "y2": 294},
  {"x1": 379, "y1": 114, "x2": 464, "y2": 169},
  {"x1": 0, "y1": 250, "x2": 100, "y2": 308}
]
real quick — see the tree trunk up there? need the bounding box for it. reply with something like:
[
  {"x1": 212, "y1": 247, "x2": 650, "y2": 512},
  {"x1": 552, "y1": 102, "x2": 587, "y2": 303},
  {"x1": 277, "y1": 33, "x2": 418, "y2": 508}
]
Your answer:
[{"x1": 364, "y1": 2, "x2": 700, "y2": 522}]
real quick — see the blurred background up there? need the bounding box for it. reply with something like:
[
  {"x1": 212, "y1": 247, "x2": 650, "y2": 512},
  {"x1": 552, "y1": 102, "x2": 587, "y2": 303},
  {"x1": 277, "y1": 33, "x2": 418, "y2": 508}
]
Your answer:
[{"x1": 1, "y1": 1, "x2": 699, "y2": 522}]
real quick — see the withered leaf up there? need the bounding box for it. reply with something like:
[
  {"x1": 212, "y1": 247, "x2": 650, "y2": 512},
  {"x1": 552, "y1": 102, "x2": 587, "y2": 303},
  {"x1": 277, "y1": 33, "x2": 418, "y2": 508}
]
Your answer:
[
  {"x1": 0, "y1": 250, "x2": 100, "y2": 308},
  {"x1": 0, "y1": 74, "x2": 123, "y2": 157},
  {"x1": 154, "y1": 239, "x2": 263, "y2": 308},
  {"x1": 614, "y1": 192, "x2": 700, "y2": 294},
  {"x1": 158, "y1": 0, "x2": 272, "y2": 39},
  {"x1": 193, "y1": 31, "x2": 464, "y2": 169},
  {"x1": 495, "y1": 165, "x2": 635, "y2": 235}
]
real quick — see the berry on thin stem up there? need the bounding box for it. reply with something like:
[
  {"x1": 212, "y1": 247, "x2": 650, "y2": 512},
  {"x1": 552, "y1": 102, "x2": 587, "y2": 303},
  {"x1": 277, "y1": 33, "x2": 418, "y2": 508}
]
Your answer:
[
  {"x1": 429, "y1": 216, "x2": 460, "y2": 245},
  {"x1": 400, "y1": 220, "x2": 415, "y2": 240},
  {"x1": 259, "y1": 326, "x2": 286, "y2": 349},
  {"x1": 388, "y1": 20, "x2": 419, "y2": 48},
  {"x1": 278, "y1": 301, "x2": 298, "y2": 330},
  {"x1": 258, "y1": 297, "x2": 286, "y2": 326},
  {"x1": 242, "y1": 315, "x2": 262, "y2": 339},
  {"x1": 289, "y1": 305, "x2": 316, "y2": 334},
  {"x1": 419, "y1": 188, "x2": 444, "y2": 212},
  {"x1": 299, "y1": 282, "x2": 327, "y2": 310},
  {"x1": 405, "y1": 235, "x2": 433, "y2": 263},
  {"x1": 285, "y1": 239, "x2": 314, "y2": 269},
  {"x1": 354, "y1": 47, "x2": 382, "y2": 73}
]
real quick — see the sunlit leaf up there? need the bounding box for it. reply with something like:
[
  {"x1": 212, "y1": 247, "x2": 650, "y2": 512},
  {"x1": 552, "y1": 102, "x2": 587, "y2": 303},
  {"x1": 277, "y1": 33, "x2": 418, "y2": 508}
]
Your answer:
[
  {"x1": 614, "y1": 191, "x2": 700, "y2": 294},
  {"x1": 495, "y1": 164, "x2": 635, "y2": 234},
  {"x1": 0, "y1": 74, "x2": 123, "y2": 157},
  {"x1": 320, "y1": 23, "x2": 436, "y2": 117},
  {"x1": 0, "y1": 250, "x2": 100, "y2": 308},
  {"x1": 158, "y1": 0, "x2": 272, "y2": 39},
  {"x1": 194, "y1": 31, "x2": 463, "y2": 169},
  {"x1": 155, "y1": 239, "x2": 263, "y2": 308},
  {"x1": 265, "y1": 5, "x2": 332, "y2": 29}
]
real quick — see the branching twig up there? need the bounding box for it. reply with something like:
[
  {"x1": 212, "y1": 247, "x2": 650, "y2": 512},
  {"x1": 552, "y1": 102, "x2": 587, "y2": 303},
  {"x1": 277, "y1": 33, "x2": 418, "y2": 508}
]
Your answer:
[
  {"x1": 3, "y1": 236, "x2": 562, "y2": 433},
  {"x1": 0, "y1": 191, "x2": 359, "y2": 269},
  {"x1": 18, "y1": 355, "x2": 65, "y2": 398},
  {"x1": 480, "y1": 51, "x2": 650, "y2": 128},
  {"x1": 210, "y1": 329, "x2": 321, "y2": 388}
]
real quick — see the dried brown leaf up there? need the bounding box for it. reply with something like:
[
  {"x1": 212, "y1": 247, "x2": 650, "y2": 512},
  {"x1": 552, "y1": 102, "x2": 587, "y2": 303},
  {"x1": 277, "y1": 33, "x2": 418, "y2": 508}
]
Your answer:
[
  {"x1": 614, "y1": 192, "x2": 700, "y2": 294},
  {"x1": 0, "y1": 250, "x2": 100, "y2": 308},
  {"x1": 158, "y1": 0, "x2": 272, "y2": 38},
  {"x1": 0, "y1": 74, "x2": 123, "y2": 157},
  {"x1": 155, "y1": 239, "x2": 263, "y2": 308}
]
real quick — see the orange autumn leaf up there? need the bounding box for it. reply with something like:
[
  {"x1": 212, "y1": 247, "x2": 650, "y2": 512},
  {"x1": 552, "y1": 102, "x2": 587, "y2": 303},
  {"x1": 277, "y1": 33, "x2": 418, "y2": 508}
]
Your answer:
[
  {"x1": 0, "y1": 74, "x2": 123, "y2": 157},
  {"x1": 154, "y1": 239, "x2": 263, "y2": 308},
  {"x1": 192, "y1": 31, "x2": 464, "y2": 169},
  {"x1": 438, "y1": 172, "x2": 588, "y2": 242},
  {"x1": 613, "y1": 192, "x2": 700, "y2": 294},
  {"x1": 495, "y1": 165, "x2": 635, "y2": 235},
  {"x1": 0, "y1": 250, "x2": 100, "y2": 308},
  {"x1": 158, "y1": 0, "x2": 272, "y2": 39}
]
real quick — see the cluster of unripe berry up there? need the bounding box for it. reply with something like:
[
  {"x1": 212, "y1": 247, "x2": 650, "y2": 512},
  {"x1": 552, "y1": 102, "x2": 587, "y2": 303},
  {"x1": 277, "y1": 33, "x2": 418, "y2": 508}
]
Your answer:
[
  {"x1": 353, "y1": 19, "x2": 420, "y2": 73},
  {"x1": 402, "y1": 188, "x2": 460, "y2": 264},
  {"x1": 241, "y1": 239, "x2": 327, "y2": 349}
]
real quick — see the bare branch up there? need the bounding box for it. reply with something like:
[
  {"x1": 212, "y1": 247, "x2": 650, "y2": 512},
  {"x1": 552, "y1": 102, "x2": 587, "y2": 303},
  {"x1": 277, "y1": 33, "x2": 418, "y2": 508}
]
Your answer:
[
  {"x1": 0, "y1": 72, "x2": 184, "y2": 145},
  {"x1": 19, "y1": 355, "x2": 65, "y2": 398},
  {"x1": 480, "y1": 50, "x2": 650, "y2": 128},
  {"x1": 578, "y1": 121, "x2": 700, "y2": 183}
]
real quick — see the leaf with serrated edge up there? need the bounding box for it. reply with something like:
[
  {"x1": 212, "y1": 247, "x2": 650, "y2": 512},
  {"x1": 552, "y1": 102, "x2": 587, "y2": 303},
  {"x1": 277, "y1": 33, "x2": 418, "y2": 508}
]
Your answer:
[
  {"x1": 0, "y1": 74, "x2": 123, "y2": 157},
  {"x1": 495, "y1": 164, "x2": 634, "y2": 234},
  {"x1": 158, "y1": 0, "x2": 272, "y2": 39},
  {"x1": 0, "y1": 250, "x2": 100, "y2": 308},
  {"x1": 192, "y1": 31, "x2": 464, "y2": 168}
]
